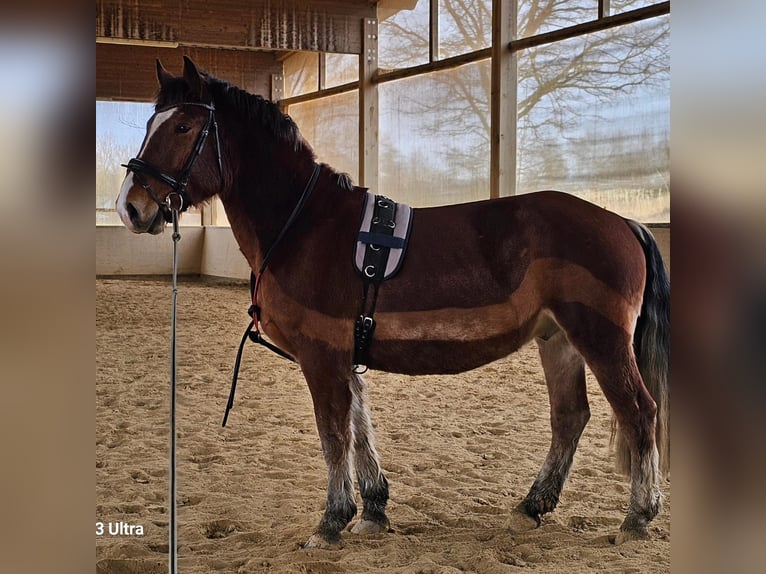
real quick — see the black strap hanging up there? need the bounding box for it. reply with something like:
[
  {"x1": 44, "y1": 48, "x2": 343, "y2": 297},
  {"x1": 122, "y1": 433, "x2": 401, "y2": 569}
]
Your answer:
[
  {"x1": 222, "y1": 165, "x2": 319, "y2": 427},
  {"x1": 353, "y1": 196, "x2": 399, "y2": 373}
]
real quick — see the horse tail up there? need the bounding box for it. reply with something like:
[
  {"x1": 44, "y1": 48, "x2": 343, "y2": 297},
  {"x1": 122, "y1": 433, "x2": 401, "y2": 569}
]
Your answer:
[{"x1": 616, "y1": 220, "x2": 670, "y2": 477}]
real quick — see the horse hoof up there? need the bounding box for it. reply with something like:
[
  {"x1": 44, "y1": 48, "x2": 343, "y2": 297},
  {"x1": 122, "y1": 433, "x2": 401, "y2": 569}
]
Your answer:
[
  {"x1": 350, "y1": 519, "x2": 388, "y2": 535},
  {"x1": 303, "y1": 534, "x2": 343, "y2": 550},
  {"x1": 508, "y1": 508, "x2": 539, "y2": 533},
  {"x1": 614, "y1": 527, "x2": 649, "y2": 545}
]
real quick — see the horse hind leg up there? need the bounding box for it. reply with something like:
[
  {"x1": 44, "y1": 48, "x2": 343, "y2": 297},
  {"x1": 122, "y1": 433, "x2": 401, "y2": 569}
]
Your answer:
[
  {"x1": 513, "y1": 328, "x2": 590, "y2": 529},
  {"x1": 599, "y1": 356, "x2": 662, "y2": 544},
  {"x1": 551, "y1": 305, "x2": 662, "y2": 543},
  {"x1": 348, "y1": 373, "x2": 391, "y2": 535}
]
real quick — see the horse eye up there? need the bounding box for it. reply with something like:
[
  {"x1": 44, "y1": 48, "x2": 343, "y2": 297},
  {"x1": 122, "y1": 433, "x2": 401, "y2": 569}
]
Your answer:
[{"x1": 176, "y1": 125, "x2": 191, "y2": 134}]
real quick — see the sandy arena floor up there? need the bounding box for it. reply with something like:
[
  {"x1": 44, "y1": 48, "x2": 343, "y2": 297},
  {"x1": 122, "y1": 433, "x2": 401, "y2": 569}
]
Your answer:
[{"x1": 96, "y1": 278, "x2": 669, "y2": 573}]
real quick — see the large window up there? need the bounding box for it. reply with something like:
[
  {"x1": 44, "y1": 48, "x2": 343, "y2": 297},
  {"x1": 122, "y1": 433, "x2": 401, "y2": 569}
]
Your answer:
[
  {"x1": 379, "y1": 60, "x2": 491, "y2": 206},
  {"x1": 288, "y1": 91, "x2": 360, "y2": 182},
  {"x1": 516, "y1": 15, "x2": 670, "y2": 222},
  {"x1": 438, "y1": 0, "x2": 492, "y2": 58},
  {"x1": 379, "y1": 0, "x2": 430, "y2": 69}
]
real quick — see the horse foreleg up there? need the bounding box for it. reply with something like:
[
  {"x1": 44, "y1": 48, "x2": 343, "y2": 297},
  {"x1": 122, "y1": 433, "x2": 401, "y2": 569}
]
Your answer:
[
  {"x1": 515, "y1": 330, "x2": 590, "y2": 528},
  {"x1": 348, "y1": 373, "x2": 390, "y2": 535},
  {"x1": 301, "y1": 358, "x2": 357, "y2": 549}
]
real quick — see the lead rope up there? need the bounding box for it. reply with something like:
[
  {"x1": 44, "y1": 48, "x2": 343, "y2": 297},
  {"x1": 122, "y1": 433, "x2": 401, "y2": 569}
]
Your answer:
[{"x1": 168, "y1": 195, "x2": 182, "y2": 574}]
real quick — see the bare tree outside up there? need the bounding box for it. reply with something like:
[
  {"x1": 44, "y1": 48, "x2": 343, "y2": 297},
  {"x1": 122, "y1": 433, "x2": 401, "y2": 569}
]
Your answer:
[{"x1": 377, "y1": 0, "x2": 669, "y2": 220}]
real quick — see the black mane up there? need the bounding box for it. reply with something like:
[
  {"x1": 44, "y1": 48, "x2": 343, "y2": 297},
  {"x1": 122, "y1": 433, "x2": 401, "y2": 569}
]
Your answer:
[
  {"x1": 155, "y1": 69, "x2": 355, "y2": 191},
  {"x1": 155, "y1": 73, "x2": 306, "y2": 152}
]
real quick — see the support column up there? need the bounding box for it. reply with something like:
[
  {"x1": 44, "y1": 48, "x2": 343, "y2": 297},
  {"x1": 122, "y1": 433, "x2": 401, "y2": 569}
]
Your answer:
[
  {"x1": 490, "y1": 0, "x2": 518, "y2": 198},
  {"x1": 359, "y1": 17, "x2": 379, "y2": 191},
  {"x1": 271, "y1": 72, "x2": 284, "y2": 102}
]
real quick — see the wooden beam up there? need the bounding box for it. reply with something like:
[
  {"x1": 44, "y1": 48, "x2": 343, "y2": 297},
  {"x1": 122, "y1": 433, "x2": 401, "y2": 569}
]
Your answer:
[
  {"x1": 279, "y1": 80, "x2": 359, "y2": 107},
  {"x1": 96, "y1": 43, "x2": 283, "y2": 101},
  {"x1": 96, "y1": 0, "x2": 373, "y2": 55},
  {"x1": 359, "y1": 17, "x2": 379, "y2": 190},
  {"x1": 490, "y1": 0, "x2": 517, "y2": 198},
  {"x1": 375, "y1": 47, "x2": 492, "y2": 84},
  {"x1": 511, "y1": 2, "x2": 669, "y2": 53}
]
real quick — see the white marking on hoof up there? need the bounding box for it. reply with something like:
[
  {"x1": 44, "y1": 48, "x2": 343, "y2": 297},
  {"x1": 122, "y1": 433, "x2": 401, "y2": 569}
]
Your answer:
[
  {"x1": 350, "y1": 519, "x2": 388, "y2": 535},
  {"x1": 507, "y1": 509, "x2": 538, "y2": 533},
  {"x1": 303, "y1": 533, "x2": 343, "y2": 550}
]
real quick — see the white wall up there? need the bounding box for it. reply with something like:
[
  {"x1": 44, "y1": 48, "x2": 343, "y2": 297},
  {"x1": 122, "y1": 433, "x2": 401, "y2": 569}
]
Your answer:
[
  {"x1": 97, "y1": 224, "x2": 670, "y2": 279},
  {"x1": 96, "y1": 226, "x2": 204, "y2": 276},
  {"x1": 201, "y1": 227, "x2": 251, "y2": 279}
]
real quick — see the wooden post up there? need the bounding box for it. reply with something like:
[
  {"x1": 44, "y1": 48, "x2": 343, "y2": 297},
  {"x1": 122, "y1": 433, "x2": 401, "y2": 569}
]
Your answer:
[
  {"x1": 599, "y1": 0, "x2": 612, "y2": 19},
  {"x1": 490, "y1": 0, "x2": 517, "y2": 198},
  {"x1": 201, "y1": 203, "x2": 214, "y2": 226},
  {"x1": 318, "y1": 53, "x2": 327, "y2": 90},
  {"x1": 271, "y1": 72, "x2": 284, "y2": 102},
  {"x1": 359, "y1": 17, "x2": 379, "y2": 191}
]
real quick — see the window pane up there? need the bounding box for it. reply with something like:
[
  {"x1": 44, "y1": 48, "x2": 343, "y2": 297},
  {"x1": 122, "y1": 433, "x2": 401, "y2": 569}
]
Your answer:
[
  {"x1": 325, "y1": 53, "x2": 358, "y2": 87},
  {"x1": 379, "y1": 0, "x2": 430, "y2": 69},
  {"x1": 516, "y1": 15, "x2": 670, "y2": 222},
  {"x1": 518, "y1": 0, "x2": 597, "y2": 38},
  {"x1": 438, "y1": 0, "x2": 492, "y2": 59},
  {"x1": 96, "y1": 101, "x2": 201, "y2": 226},
  {"x1": 288, "y1": 91, "x2": 359, "y2": 182},
  {"x1": 283, "y1": 52, "x2": 318, "y2": 98},
  {"x1": 380, "y1": 60, "x2": 491, "y2": 207}
]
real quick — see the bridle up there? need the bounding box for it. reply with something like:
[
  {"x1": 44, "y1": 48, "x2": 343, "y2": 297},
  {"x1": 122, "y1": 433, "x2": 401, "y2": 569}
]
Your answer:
[{"x1": 122, "y1": 102, "x2": 223, "y2": 221}]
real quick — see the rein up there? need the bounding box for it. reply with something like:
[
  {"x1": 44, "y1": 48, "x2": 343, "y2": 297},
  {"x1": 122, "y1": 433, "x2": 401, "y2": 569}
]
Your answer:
[{"x1": 222, "y1": 163, "x2": 322, "y2": 427}]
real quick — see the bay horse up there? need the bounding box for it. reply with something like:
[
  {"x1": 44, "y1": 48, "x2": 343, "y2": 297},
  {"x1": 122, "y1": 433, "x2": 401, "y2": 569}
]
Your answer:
[{"x1": 116, "y1": 57, "x2": 669, "y2": 548}]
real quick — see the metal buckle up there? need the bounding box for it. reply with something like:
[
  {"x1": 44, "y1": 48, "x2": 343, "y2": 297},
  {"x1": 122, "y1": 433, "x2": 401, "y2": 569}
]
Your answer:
[
  {"x1": 364, "y1": 265, "x2": 376, "y2": 278},
  {"x1": 166, "y1": 192, "x2": 184, "y2": 212}
]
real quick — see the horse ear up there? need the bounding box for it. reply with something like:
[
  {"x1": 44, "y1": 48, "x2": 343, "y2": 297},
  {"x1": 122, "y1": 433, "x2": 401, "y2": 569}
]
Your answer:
[
  {"x1": 156, "y1": 59, "x2": 174, "y2": 86},
  {"x1": 182, "y1": 55, "x2": 206, "y2": 100}
]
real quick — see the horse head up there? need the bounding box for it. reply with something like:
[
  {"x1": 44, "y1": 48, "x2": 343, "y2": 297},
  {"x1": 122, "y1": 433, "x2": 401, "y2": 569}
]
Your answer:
[{"x1": 116, "y1": 57, "x2": 224, "y2": 234}]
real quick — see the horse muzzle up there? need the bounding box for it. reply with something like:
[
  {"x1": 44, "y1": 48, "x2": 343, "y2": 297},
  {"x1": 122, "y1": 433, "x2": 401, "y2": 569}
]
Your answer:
[{"x1": 117, "y1": 173, "x2": 167, "y2": 234}]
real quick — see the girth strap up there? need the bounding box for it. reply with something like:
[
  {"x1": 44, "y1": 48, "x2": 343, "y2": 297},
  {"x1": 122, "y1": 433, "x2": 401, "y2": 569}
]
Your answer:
[{"x1": 353, "y1": 194, "x2": 413, "y2": 373}]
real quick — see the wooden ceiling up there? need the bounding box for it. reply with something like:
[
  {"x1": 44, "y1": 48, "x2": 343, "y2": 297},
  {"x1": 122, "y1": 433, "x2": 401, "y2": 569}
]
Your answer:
[{"x1": 96, "y1": 0, "x2": 388, "y2": 101}]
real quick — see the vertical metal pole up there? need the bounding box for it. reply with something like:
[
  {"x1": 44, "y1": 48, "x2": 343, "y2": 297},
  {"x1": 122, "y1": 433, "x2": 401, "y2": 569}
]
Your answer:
[{"x1": 169, "y1": 207, "x2": 180, "y2": 574}]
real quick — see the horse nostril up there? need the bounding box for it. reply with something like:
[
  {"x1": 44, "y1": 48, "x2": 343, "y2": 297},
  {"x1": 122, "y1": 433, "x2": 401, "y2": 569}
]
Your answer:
[{"x1": 126, "y1": 202, "x2": 139, "y2": 223}]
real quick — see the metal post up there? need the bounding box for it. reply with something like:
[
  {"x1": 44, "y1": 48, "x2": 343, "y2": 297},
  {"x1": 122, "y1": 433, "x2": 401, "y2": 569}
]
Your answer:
[{"x1": 168, "y1": 207, "x2": 181, "y2": 574}]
